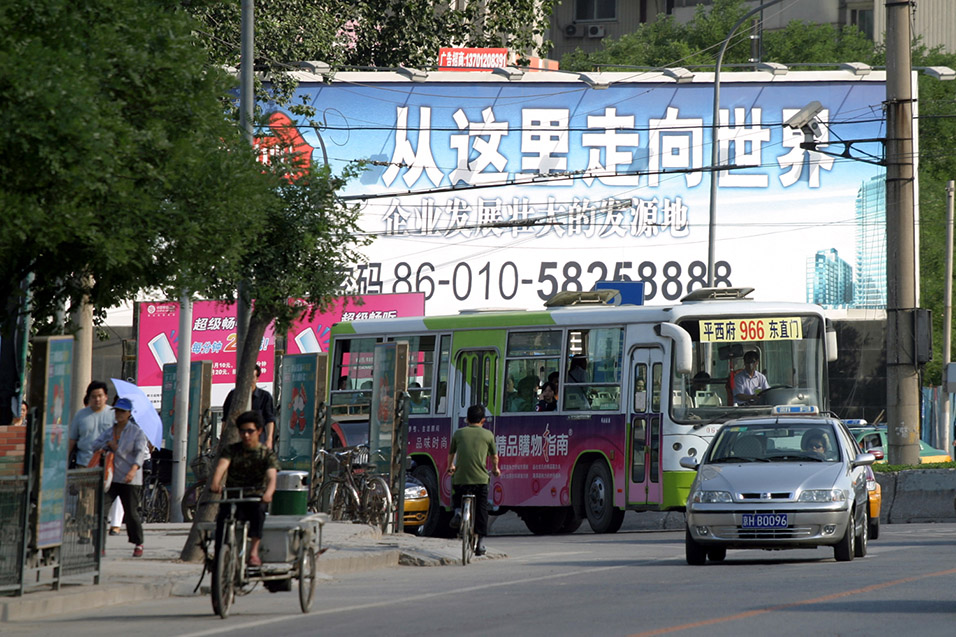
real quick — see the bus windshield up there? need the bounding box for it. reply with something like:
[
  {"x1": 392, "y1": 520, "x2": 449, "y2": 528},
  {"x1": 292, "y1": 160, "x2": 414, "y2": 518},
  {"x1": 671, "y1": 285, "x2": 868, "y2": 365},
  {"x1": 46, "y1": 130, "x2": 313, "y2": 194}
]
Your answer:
[{"x1": 670, "y1": 315, "x2": 826, "y2": 423}]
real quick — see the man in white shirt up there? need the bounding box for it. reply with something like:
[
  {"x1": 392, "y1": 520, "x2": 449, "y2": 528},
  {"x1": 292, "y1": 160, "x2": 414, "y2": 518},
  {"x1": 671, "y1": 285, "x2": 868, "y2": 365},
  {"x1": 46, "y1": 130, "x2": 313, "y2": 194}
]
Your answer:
[{"x1": 733, "y1": 351, "x2": 769, "y2": 405}]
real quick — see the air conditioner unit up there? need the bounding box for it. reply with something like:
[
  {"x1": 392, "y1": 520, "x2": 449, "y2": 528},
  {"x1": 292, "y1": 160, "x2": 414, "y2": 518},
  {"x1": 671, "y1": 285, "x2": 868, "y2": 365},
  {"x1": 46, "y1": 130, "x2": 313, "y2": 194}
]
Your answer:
[
  {"x1": 565, "y1": 23, "x2": 584, "y2": 37},
  {"x1": 587, "y1": 24, "x2": 606, "y2": 38}
]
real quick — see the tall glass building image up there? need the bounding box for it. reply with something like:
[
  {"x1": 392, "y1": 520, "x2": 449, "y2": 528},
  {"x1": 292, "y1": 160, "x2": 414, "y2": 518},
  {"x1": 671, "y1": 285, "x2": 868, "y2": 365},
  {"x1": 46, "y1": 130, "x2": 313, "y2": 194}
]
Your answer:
[
  {"x1": 807, "y1": 248, "x2": 854, "y2": 308},
  {"x1": 853, "y1": 175, "x2": 887, "y2": 309}
]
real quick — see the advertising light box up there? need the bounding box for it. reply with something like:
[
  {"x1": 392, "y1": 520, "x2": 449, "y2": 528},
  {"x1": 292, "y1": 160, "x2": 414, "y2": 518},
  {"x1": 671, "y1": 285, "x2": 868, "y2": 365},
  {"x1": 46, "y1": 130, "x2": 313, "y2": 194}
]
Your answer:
[{"x1": 267, "y1": 70, "x2": 895, "y2": 312}]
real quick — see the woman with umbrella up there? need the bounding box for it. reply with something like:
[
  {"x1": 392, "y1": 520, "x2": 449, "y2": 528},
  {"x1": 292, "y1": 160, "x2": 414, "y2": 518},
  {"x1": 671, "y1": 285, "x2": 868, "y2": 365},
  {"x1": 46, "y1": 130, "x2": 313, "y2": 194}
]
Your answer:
[{"x1": 91, "y1": 397, "x2": 149, "y2": 557}]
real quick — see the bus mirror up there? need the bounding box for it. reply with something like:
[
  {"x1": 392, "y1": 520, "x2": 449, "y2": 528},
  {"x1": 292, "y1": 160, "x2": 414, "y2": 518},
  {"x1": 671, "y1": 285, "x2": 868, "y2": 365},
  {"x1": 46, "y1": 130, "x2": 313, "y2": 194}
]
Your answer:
[
  {"x1": 826, "y1": 324, "x2": 838, "y2": 362},
  {"x1": 656, "y1": 323, "x2": 693, "y2": 375}
]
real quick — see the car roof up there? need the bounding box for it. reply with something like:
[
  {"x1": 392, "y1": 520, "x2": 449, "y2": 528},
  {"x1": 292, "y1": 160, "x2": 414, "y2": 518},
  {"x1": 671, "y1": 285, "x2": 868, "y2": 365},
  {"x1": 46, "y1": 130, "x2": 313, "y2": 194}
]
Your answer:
[{"x1": 723, "y1": 415, "x2": 842, "y2": 428}]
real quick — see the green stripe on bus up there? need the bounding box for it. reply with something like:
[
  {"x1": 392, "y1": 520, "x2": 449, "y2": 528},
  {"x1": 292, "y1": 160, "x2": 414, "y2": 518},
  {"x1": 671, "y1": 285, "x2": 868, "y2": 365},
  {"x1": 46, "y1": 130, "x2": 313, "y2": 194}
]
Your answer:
[{"x1": 662, "y1": 471, "x2": 696, "y2": 509}]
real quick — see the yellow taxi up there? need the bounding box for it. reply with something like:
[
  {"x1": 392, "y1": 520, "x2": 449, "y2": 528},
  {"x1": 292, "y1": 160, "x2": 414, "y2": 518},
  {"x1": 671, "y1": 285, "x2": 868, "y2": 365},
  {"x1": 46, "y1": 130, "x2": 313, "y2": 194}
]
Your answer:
[{"x1": 864, "y1": 465, "x2": 881, "y2": 540}]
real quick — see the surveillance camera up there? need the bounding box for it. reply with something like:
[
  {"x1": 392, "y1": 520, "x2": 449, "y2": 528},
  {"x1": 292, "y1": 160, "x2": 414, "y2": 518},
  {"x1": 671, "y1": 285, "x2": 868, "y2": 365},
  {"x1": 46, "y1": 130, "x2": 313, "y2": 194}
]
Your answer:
[{"x1": 784, "y1": 101, "x2": 824, "y2": 130}]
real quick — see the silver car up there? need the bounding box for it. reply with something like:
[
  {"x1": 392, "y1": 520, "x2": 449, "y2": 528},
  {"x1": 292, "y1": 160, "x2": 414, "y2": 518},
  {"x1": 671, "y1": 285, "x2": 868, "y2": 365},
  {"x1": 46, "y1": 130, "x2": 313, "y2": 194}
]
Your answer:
[{"x1": 681, "y1": 414, "x2": 875, "y2": 564}]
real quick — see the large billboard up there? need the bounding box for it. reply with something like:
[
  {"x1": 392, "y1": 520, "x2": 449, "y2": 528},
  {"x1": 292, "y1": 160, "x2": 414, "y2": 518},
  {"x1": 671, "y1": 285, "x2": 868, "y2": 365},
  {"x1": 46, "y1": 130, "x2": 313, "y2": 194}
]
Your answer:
[{"x1": 266, "y1": 70, "x2": 894, "y2": 311}]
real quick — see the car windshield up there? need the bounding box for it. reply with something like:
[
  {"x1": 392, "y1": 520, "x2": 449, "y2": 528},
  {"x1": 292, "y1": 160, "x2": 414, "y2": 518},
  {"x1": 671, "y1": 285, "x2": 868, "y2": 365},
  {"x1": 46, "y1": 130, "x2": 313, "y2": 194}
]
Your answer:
[{"x1": 706, "y1": 422, "x2": 842, "y2": 463}]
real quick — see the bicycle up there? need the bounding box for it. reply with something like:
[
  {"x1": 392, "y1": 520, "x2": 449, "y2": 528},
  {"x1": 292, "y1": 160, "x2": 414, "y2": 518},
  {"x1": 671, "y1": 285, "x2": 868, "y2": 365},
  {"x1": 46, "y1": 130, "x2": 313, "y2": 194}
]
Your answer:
[
  {"x1": 313, "y1": 446, "x2": 392, "y2": 532},
  {"x1": 202, "y1": 487, "x2": 322, "y2": 618},
  {"x1": 181, "y1": 408, "x2": 219, "y2": 522},
  {"x1": 181, "y1": 448, "x2": 216, "y2": 522},
  {"x1": 141, "y1": 454, "x2": 170, "y2": 523},
  {"x1": 459, "y1": 493, "x2": 477, "y2": 565}
]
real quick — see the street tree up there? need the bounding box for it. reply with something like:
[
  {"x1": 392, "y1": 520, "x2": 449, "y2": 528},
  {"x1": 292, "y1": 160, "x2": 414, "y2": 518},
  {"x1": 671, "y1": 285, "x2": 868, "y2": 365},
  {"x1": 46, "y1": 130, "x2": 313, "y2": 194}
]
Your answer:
[
  {"x1": 179, "y1": 156, "x2": 370, "y2": 561},
  {"x1": 0, "y1": 0, "x2": 277, "y2": 421}
]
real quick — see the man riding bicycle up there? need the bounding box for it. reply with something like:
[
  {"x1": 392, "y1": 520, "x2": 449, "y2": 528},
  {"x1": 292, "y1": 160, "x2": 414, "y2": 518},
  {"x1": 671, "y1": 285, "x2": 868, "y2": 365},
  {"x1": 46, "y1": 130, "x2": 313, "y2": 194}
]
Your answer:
[
  {"x1": 210, "y1": 411, "x2": 279, "y2": 567},
  {"x1": 446, "y1": 404, "x2": 500, "y2": 556}
]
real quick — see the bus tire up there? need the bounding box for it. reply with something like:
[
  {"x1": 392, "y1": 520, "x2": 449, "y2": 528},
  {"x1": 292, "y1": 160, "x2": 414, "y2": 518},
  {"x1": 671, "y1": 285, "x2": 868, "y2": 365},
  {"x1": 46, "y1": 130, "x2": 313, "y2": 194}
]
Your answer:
[
  {"x1": 520, "y1": 507, "x2": 579, "y2": 535},
  {"x1": 584, "y1": 461, "x2": 624, "y2": 534}
]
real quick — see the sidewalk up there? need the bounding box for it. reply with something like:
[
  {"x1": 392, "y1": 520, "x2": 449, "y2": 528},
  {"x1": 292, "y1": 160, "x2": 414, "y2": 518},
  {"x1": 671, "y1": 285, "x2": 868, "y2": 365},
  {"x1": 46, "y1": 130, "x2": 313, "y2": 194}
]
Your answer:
[{"x1": 0, "y1": 521, "x2": 469, "y2": 623}]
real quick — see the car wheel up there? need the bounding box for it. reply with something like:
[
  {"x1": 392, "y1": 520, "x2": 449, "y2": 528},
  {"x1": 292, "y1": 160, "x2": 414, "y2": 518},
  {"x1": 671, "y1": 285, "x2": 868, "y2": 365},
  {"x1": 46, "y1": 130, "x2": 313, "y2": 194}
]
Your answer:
[
  {"x1": 685, "y1": 529, "x2": 707, "y2": 566},
  {"x1": 584, "y1": 461, "x2": 625, "y2": 534},
  {"x1": 834, "y1": 512, "x2": 855, "y2": 562},
  {"x1": 855, "y1": 508, "x2": 868, "y2": 558},
  {"x1": 707, "y1": 547, "x2": 726, "y2": 562},
  {"x1": 868, "y1": 510, "x2": 880, "y2": 540},
  {"x1": 411, "y1": 464, "x2": 449, "y2": 538}
]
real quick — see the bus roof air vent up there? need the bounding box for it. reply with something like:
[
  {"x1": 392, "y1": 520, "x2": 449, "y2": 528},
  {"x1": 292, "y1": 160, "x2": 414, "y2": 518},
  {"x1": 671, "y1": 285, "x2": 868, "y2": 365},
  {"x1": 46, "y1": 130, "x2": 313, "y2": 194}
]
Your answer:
[
  {"x1": 544, "y1": 290, "x2": 620, "y2": 307},
  {"x1": 680, "y1": 287, "x2": 755, "y2": 303}
]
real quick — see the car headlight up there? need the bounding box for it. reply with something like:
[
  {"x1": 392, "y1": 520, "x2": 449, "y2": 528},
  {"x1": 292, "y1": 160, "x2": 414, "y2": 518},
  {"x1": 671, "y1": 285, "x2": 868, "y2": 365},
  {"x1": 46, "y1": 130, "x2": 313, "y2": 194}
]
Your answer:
[
  {"x1": 404, "y1": 485, "x2": 428, "y2": 500},
  {"x1": 692, "y1": 490, "x2": 733, "y2": 503},
  {"x1": 798, "y1": 488, "x2": 847, "y2": 502}
]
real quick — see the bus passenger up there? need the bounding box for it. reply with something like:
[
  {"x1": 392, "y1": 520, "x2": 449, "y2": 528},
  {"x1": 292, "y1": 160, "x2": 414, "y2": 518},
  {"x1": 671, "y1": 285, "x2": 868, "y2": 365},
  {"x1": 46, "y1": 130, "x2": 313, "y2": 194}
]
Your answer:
[{"x1": 536, "y1": 382, "x2": 558, "y2": 412}]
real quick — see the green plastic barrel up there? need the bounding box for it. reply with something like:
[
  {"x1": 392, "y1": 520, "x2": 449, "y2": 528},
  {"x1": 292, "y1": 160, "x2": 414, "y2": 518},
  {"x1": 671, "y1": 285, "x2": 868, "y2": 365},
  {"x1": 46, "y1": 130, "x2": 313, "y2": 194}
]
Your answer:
[{"x1": 272, "y1": 470, "x2": 309, "y2": 515}]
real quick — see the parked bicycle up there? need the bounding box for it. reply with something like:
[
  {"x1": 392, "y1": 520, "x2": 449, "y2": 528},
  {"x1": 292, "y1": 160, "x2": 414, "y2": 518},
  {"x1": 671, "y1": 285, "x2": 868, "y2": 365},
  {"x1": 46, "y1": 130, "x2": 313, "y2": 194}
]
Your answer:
[
  {"x1": 181, "y1": 408, "x2": 219, "y2": 522},
  {"x1": 141, "y1": 453, "x2": 170, "y2": 523},
  {"x1": 459, "y1": 493, "x2": 477, "y2": 565},
  {"x1": 312, "y1": 446, "x2": 392, "y2": 532}
]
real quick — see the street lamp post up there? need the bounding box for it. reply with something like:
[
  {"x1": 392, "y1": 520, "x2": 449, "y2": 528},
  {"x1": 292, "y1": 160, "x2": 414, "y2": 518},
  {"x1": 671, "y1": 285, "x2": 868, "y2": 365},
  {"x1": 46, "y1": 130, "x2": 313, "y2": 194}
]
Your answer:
[{"x1": 707, "y1": 0, "x2": 787, "y2": 286}]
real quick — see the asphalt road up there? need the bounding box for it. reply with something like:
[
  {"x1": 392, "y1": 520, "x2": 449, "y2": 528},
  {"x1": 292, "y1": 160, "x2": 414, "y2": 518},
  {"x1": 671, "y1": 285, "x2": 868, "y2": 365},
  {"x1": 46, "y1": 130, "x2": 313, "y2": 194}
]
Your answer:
[{"x1": 7, "y1": 519, "x2": 955, "y2": 637}]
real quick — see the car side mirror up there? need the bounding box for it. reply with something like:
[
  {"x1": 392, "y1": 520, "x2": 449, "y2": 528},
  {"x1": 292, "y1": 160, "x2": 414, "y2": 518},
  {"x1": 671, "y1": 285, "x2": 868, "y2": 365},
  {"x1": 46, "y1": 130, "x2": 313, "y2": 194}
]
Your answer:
[
  {"x1": 679, "y1": 456, "x2": 700, "y2": 470},
  {"x1": 852, "y1": 452, "x2": 876, "y2": 468}
]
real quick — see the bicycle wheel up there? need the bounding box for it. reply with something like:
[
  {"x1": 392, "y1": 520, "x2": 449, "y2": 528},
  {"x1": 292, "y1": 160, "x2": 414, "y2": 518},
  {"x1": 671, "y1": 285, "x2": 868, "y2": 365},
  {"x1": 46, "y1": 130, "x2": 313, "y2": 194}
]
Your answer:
[
  {"x1": 181, "y1": 482, "x2": 201, "y2": 522},
  {"x1": 361, "y1": 476, "x2": 392, "y2": 533},
  {"x1": 461, "y1": 497, "x2": 475, "y2": 565},
  {"x1": 297, "y1": 545, "x2": 316, "y2": 613},
  {"x1": 211, "y1": 536, "x2": 236, "y2": 618},
  {"x1": 151, "y1": 484, "x2": 170, "y2": 523}
]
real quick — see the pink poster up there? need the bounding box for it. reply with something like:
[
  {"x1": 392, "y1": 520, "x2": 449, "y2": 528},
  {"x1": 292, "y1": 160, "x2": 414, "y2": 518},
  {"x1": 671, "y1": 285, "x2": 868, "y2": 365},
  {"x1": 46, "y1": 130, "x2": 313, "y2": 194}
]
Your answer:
[
  {"x1": 136, "y1": 301, "x2": 276, "y2": 406},
  {"x1": 285, "y1": 293, "x2": 425, "y2": 355},
  {"x1": 137, "y1": 293, "x2": 425, "y2": 406}
]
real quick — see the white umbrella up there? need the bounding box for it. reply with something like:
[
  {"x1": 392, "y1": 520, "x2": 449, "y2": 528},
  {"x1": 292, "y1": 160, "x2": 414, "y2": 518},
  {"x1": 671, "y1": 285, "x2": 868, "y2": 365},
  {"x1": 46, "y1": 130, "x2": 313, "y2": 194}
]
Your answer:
[{"x1": 111, "y1": 378, "x2": 164, "y2": 449}]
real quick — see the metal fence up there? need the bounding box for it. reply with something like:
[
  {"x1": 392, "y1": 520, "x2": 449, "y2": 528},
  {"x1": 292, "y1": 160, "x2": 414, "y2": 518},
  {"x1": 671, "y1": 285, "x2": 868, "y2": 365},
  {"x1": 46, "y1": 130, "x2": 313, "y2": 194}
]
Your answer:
[
  {"x1": 61, "y1": 468, "x2": 104, "y2": 582},
  {"x1": 0, "y1": 476, "x2": 29, "y2": 594}
]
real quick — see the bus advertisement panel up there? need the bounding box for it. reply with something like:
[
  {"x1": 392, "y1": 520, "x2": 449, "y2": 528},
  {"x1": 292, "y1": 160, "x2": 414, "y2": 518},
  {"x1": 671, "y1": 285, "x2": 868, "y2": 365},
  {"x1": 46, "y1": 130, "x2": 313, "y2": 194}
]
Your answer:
[{"x1": 266, "y1": 70, "x2": 893, "y2": 313}]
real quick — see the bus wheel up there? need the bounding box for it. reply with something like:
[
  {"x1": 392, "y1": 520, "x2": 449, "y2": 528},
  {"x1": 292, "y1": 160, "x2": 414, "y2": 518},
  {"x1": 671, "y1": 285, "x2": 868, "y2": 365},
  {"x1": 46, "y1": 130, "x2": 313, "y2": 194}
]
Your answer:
[
  {"x1": 520, "y1": 507, "x2": 579, "y2": 535},
  {"x1": 584, "y1": 461, "x2": 625, "y2": 533}
]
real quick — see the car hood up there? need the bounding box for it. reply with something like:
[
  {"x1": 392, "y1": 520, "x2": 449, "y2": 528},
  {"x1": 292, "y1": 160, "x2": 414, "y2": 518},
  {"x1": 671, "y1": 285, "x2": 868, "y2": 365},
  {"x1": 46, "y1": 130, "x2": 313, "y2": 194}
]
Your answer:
[{"x1": 696, "y1": 462, "x2": 846, "y2": 494}]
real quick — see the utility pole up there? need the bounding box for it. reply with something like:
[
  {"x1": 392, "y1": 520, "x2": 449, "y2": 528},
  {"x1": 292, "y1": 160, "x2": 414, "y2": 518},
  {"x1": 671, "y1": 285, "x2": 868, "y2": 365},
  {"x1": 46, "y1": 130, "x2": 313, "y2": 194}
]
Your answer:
[
  {"x1": 884, "y1": 0, "x2": 921, "y2": 465},
  {"x1": 943, "y1": 179, "x2": 954, "y2": 454},
  {"x1": 235, "y1": 0, "x2": 254, "y2": 403}
]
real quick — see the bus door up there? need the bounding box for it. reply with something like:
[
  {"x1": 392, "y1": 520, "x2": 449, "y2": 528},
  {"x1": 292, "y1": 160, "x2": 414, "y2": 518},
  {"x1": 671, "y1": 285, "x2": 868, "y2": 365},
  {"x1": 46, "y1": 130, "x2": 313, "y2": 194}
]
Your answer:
[
  {"x1": 627, "y1": 347, "x2": 664, "y2": 506},
  {"x1": 453, "y1": 348, "x2": 498, "y2": 431}
]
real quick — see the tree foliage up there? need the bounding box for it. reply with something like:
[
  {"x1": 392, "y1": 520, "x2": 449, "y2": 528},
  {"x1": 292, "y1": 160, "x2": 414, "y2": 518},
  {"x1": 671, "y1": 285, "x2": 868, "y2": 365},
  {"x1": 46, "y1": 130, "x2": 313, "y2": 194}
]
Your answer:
[
  {"x1": 185, "y1": 0, "x2": 555, "y2": 116},
  {"x1": 0, "y1": 0, "x2": 275, "y2": 325}
]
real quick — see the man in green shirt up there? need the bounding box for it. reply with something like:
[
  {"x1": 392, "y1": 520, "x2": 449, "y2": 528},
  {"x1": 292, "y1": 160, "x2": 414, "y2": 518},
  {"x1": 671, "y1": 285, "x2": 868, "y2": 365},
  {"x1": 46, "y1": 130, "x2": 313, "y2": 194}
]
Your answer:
[{"x1": 447, "y1": 404, "x2": 500, "y2": 556}]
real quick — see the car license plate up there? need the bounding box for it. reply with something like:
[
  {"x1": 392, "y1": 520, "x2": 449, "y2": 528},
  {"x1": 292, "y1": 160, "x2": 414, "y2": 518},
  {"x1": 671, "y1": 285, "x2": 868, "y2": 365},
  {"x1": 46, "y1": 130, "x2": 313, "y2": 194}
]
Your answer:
[{"x1": 741, "y1": 513, "x2": 789, "y2": 529}]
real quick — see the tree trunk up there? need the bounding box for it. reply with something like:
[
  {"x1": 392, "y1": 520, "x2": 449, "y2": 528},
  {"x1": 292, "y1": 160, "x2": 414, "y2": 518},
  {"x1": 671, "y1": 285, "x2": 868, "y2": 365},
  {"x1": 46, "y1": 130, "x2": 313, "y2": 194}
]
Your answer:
[{"x1": 179, "y1": 310, "x2": 271, "y2": 561}]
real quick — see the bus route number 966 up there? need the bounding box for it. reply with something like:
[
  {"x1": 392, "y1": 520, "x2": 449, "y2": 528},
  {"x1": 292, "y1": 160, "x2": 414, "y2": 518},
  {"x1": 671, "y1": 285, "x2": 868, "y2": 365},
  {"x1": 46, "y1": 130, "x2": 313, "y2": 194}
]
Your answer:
[{"x1": 388, "y1": 259, "x2": 733, "y2": 303}]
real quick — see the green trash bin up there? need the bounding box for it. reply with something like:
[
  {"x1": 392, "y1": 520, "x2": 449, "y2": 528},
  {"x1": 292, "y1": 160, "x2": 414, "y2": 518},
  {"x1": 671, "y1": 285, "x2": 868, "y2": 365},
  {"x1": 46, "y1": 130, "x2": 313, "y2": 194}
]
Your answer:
[{"x1": 272, "y1": 470, "x2": 309, "y2": 515}]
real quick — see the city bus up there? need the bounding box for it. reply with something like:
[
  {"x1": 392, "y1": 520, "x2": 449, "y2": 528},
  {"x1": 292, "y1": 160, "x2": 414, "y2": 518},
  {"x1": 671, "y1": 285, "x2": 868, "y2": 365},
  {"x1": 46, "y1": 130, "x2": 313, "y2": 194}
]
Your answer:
[{"x1": 326, "y1": 287, "x2": 836, "y2": 536}]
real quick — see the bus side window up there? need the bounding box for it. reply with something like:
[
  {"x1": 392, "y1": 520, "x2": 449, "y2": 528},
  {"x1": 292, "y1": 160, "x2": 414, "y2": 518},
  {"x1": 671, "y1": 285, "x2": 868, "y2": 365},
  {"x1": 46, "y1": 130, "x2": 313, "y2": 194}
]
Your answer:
[
  {"x1": 632, "y1": 418, "x2": 646, "y2": 482},
  {"x1": 634, "y1": 363, "x2": 647, "y2": 413}
]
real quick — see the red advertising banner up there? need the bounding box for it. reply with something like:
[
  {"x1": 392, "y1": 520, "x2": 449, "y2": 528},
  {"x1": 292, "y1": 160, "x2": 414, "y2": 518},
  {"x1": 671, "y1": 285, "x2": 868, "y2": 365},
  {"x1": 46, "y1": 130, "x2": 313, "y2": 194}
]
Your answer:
[{"x1": 438, "y1": 47, "x2": 509, "y2": 71}]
